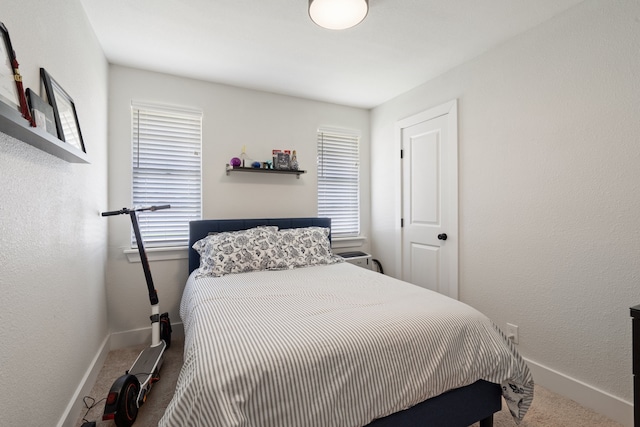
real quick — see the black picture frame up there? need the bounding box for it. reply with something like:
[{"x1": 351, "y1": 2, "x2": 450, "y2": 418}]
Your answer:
[
  {"x1": 276, "y1": 152, "x2": 290, "y2": 170},
  {"x1": 0, "y1": 21, "x2": 32, "y2": 124},
  {"x1": 40, "y1": 67, "x2": 86, "y2": 153}
]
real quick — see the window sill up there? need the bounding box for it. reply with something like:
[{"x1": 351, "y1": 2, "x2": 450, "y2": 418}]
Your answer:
[
  {"x1": 331, "y1": 236, "x2": 367, "y2": 249},
  {"x1": 123, "y1": 237, "x2": 365, "y2": 262},
  {"x1": 124, "y1": 246, "x2": 189, "y2": 263}
]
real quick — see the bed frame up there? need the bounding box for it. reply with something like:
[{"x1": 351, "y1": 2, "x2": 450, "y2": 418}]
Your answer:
[{"x1": 188, "y1": 217, "x2": 502, "y2": 427}]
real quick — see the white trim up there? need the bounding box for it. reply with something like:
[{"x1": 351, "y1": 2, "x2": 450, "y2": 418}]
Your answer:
[
  {"x1": 131, "y1": 100, "x2": 203, "y2": 117},
  {"x1": 124, "y1": 238, "x2": 367, "y2": 260},
  {"x1": 394, "y1": 99, "x2": 459, "y2": 299},
  {"x1": 524, "y1": 357, "x2": 633, "y2": 427},
  {"x1": 317, "y1": 126, "x2": 361, "y2": 137},
  {"x1": 110, "y1": 322, "x2": 184, "y2": 350},
  {"x1": 56, "y1": 335, "x2": 110, "y2": 427},
  {"x1": 331, "y1": 235, "x2": 367, "y2": 249},
  {"x1": 124, "y1": 246, "x2": 188, "y2": 263}
]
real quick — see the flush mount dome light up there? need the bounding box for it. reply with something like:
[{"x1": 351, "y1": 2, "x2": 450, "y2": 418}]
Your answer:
[{"x1": 309, "y1": 0, "x2": 369, "y2": 30}]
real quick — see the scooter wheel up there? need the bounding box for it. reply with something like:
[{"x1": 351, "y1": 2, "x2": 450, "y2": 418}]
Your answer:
[
  {"x1": 115, "y1": 375, "x2": 140, "y2": 427},
  {"x1": 160, "y1": 312, "x2": 172, "y2": 349}
]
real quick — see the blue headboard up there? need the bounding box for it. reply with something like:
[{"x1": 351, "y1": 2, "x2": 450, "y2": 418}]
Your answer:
[{"x1": 188, "y1": 217, "x2": 332, "y2": 274}]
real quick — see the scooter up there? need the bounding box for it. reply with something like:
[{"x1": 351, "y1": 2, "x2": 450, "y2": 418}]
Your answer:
[{"x1": 100, "y1": 205, "x2": 172, "y2": 427}]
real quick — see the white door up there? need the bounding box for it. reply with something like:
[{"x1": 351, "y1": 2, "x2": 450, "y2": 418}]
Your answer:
[{"x1": 400, "y1": 101, "x2": 458, "y2": 299}]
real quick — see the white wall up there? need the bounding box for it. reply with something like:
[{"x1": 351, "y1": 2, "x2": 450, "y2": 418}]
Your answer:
[
  {"x1": 371, "y1": 0, "x2": 640, "y2": 424},
  {"x1": 0, "y1": 0, "x2": 109, "y2": 425},
  {"x1": 106, "y1": 65, "x2": 370, "y2": 336}
]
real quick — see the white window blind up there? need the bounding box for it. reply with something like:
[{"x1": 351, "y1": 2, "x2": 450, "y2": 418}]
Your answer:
[
  {"x1": 132, "y1": 102, "x2": 202, "y2": 248},
  {"x1": 317, "y1": 128, "x2": 360, "y2": 237}
]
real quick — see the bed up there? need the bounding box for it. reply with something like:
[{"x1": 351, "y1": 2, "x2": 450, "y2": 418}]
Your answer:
[{"x1": 159, "y1": 217, "x2": 533, "y2": 427}]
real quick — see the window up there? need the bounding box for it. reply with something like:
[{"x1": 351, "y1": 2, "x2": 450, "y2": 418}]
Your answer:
[
  {"x1": 132, "y1": 102, "x2": 202, "y2": 248},
  {"x1": 317, "y1": 128, "x2": 360, "y2": 237}
]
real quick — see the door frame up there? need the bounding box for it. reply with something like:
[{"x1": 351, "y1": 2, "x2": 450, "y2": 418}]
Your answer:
[{"x1": 394, "y1": 99, "x2": 459, "y2": 299}]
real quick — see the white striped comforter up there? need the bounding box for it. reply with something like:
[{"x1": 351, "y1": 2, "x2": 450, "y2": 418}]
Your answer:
[{"x1": 160, "y1": 263, "x2": 533, "y2": 427}]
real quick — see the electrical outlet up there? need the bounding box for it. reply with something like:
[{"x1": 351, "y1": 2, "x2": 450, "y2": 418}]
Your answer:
[{"x1": 507, "y1": 323, "x2": 519, "y2": 344}]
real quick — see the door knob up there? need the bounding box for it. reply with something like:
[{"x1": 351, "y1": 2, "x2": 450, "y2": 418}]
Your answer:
[{"x1": 438, "y1": 233, "x2": 448, "y2": 241}]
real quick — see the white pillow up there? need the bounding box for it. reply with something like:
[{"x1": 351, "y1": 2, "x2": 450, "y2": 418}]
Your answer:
[
  {"x1": 268, "y1": 226, "x2": 343, "y2": 270},
  {"x1": 193, "y1": 226, "x2": 278, "y2": 278}
]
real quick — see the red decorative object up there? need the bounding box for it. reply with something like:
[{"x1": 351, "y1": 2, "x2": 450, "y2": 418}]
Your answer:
[
  {"x1": 12, "y1": 57, "x2": 34, "y2": 127},
  {"x1": 0, "y1": 21, "x2": 34, "y2": 127}
]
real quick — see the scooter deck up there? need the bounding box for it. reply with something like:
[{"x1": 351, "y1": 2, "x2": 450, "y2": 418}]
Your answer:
[{"x1": 129, "y1": 342, "x2": 166, "y2": 382}]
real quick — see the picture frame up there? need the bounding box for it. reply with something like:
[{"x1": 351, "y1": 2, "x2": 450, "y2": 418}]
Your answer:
[
  {"x1": 40, "y1": 68, "x2": 86, "y2": 153},
  {"x1": 276, "y1": 151, "x2": 290, "y2": 170},
  {"x1": 26, "y1": 88, "x2": 57, "y2": 137},
  {"x1": 0, "y1": 21, "x2": 33, "y2": 124}
]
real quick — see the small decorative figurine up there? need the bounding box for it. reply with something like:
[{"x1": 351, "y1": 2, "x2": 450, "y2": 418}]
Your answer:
[{"x1": 290, "y1": 150, "x2": 299, "y2": 170}]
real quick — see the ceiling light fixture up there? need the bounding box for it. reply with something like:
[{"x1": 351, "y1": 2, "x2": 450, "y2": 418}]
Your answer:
[{"x1": 309, "y1": 0, "x2": 369, "y2": 30}]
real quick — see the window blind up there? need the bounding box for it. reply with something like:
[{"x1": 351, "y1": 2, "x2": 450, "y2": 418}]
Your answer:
[
  {"x1": 132, "y1": 102, "x2": 202, "y2": 248},
  {"x1": 317, "y1": 128, "x2": 360, "y2": 237}
]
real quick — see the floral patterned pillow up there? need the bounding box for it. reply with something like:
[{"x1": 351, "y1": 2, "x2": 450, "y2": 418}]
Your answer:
[
  {"x1": 268, "y1": 226, "x2": 343, "y2": 270},
  {"x1": 193, "y1": 226, "x2": 278, "y2": 278}
]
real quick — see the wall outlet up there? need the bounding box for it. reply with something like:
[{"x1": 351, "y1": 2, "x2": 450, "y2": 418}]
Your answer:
[{"x1": 506, "y1": 323, "x2": 519, "y2": 344}]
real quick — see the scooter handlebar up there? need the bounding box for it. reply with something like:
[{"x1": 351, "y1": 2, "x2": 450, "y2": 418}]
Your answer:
[
  {"x1": 148, "y1": 204, "x2": 171, "y2": 212},
  {"x1": 101, "y1": 205, "x2": 171, "y2": 216},
  {"x1": 101, "y1": 208, "x2": 127, "y2": 216}
]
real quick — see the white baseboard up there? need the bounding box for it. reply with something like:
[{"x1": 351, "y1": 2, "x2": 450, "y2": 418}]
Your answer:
[
  {"x1": 57, "y1": 322, "x2": 184, "y2": 427},
  {"x1": 524, "y1": 357, "x2": 633, "y2": 427},
  {"x1": 110, "y1": 321, "x2": 184, "y2": 350},
  {"x1": 57, "y1": 335, "x2": 110, "y2": 427}
]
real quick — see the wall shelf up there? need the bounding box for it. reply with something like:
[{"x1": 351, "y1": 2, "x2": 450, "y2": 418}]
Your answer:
[
  {"x1": 0, "y1": 102, "x2": 89, "y2": 163},
  {"x1": 226, "y1": 165, "x2": 306, "y2": 179}
]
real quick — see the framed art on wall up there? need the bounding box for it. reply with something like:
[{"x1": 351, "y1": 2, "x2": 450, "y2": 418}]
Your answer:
[
  {"x1": 0, "y1": 21, "x2": 33, "y2": 124},
  {"x1": 40, "y1": 67, "x2": 86, "y2": 153},
  {"x1": 26, "y1": 88, "x2": 56, "y2": 137}
]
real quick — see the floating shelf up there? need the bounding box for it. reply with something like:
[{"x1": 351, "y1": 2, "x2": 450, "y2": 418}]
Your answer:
[
  {"x1": 0, "y1": 102, "x2": 89, "y2": 163},
  {"x1": 226, "y1": 165, "x2": 306, "y2": 179}
]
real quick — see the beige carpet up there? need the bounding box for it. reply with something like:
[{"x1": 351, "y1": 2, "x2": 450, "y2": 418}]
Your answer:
[
  {"x1": 75, "y1": 341, "x2": 182, "y2": 427},
  {"x1": 76, "y1": 340, "x2": 623, "y2": 427}
]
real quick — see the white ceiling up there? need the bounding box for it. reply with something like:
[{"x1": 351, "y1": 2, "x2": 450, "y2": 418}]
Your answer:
[{"x1": 79, "y1": 0, "x2": 585, "y2": 109}]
